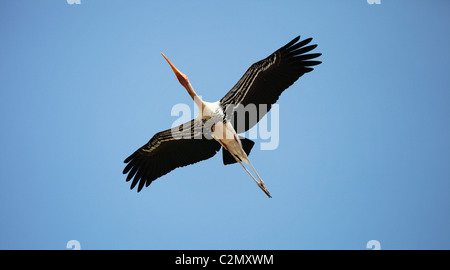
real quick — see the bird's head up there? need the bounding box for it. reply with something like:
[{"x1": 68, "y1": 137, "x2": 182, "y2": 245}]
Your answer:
[{"x1": 161, "y1": 53, "x2": 197, "y2": 99}]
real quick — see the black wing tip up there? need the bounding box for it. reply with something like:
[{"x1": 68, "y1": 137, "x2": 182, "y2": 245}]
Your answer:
[
  {"x1": 129, "y1": 174, "x2": 154, "y2": 192},
  {"x1": 123, "y1": 153, "x2": 135, "y2": 164},
  {"x1": 303, "y1": 60, "x2": 322, "y2": 67},
  {"x1": 303, "y1": 37, "x2": 313, "y2": 43},
  {"x1": 295, "y1": 37, "x2": 312, "y2": 45},
  {"x1": 303, "y1": 44, "x2": 319, "y2": 54},
  {"x1": 123, "y1": 164, "x2": 132, "y2": 175},
  {"x1": 304, "y1": 67, "x2": 315, "y2": 73},
  {"x1": 284, "y1": 36, "x2": 319, "y2": 56},
  {"x1": 282, "y1": 36, "x2": 301, "y2": 50},
  {"x1": 130, "y1": 184, "x2": 142, "y2": 192},
  {"x1": 127, "y1": 175, "x2": 148, "y2": 192}
]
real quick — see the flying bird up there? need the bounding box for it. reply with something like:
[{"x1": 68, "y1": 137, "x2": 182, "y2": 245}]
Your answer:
[{"x1": 123, "y1": 36, "x2": 321, "y2": 197}]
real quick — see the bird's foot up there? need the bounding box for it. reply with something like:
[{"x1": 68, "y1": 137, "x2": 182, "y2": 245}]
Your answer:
[{"x1": 257, "y1": 181, "x2": 272, "y2": 198}]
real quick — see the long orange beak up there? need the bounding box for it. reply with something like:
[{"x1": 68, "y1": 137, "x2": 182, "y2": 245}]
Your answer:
[{"x1": 161, "y1": 53, "x2": 190, "y2": 91}]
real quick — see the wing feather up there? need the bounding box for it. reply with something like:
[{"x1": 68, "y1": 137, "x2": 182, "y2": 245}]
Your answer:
[
  {"x1": 221, "y1": 36, "x2": 321, "y2": 133},
  {"x1": 123, "y1": 119, "x2": 221, "y2": 192}
]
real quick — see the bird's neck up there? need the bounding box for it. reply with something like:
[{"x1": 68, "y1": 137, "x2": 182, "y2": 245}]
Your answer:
[{"x1": 185, "y1": 83, "x2": 205, "y2": 111}]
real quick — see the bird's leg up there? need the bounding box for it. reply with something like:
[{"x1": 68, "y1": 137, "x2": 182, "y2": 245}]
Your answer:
[
  {"x1": 248, "y1": 159, "x2": 270, "y2": 193},
  {"x1": 233, "y1": 155, "x2": 272, "y2": 198},
  {"x1": 236, "y1": 159, "x2": 262, "y2": 185},
  {"x1": 218, "y1": 140, "x2": 271, "y2": 198},
  {"x1": 235, "y1": 159, "x2": 272, "y2": 198}
]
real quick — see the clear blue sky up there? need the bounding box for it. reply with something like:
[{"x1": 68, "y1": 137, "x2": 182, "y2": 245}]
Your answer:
[{"x1": 1, "y1": 0, "x2": 449, "y2": 250}]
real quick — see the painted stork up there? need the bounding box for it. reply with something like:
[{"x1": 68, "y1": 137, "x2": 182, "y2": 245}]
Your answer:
[{"x1": 123, "y1": 36, "x2": 321, "y2": 198}]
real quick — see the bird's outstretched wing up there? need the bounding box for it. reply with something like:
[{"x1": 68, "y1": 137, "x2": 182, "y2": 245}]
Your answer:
[
  {"x1": 123, "y1": 119, "x2": 221, "y2": 192},
  {"x1": 220, "y1": 36, "x2": 321, "y2": 133}
]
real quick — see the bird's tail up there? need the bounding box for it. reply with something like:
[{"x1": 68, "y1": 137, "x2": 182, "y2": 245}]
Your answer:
[{"x1": 222, "y1": 137, "x2": 255, "y2": 165}]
